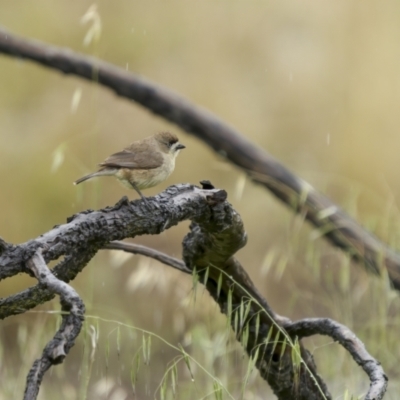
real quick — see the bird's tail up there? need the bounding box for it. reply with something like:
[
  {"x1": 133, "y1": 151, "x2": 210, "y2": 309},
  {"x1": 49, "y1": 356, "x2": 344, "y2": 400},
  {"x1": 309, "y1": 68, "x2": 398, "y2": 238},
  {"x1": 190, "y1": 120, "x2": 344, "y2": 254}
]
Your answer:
[{"x1": 74, "y1": 169, "x2": 116, "y2": 185}]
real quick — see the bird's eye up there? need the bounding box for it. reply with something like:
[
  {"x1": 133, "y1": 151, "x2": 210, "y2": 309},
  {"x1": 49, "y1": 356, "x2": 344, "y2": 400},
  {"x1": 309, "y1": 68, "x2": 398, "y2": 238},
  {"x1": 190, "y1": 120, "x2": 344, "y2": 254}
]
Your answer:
[{"x1": 168, "y1": 140, "x2": 177, "y2": 148}]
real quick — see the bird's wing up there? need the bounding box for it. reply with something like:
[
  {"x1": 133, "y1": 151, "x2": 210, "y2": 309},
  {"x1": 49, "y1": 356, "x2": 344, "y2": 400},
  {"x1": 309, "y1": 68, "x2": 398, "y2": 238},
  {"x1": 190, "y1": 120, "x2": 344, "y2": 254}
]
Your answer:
[{"x1": 99, "y1": 150, "x2": 163, "y2": 170}]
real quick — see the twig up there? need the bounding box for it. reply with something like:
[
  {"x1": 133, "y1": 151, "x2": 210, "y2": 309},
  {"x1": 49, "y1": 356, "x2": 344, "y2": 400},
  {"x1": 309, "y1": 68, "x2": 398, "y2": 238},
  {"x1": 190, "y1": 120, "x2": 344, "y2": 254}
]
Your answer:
[
  {"x1": 286, "y1": 318, "x2": 388, "y2": 400},
  {"x1": 24, "y1": 249, "x2": 85, "y2": 400},
  {"x1": 104, "y1": 241, "x2": 190, "y2": 274}
]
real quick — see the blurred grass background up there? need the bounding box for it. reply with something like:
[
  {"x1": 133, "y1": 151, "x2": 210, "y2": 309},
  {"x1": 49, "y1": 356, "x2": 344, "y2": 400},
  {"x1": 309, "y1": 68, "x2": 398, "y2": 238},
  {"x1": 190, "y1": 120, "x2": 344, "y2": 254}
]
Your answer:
[{"x1": 1, "y1": 0, "x2": 400, "y2": 398}]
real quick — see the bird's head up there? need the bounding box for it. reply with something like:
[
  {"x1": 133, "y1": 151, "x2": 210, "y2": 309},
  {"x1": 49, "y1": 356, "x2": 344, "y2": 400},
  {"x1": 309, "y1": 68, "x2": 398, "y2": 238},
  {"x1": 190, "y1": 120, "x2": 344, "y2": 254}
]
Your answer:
[{"x1": 155, "y1": 132, "x2": 185, "y2": 157}]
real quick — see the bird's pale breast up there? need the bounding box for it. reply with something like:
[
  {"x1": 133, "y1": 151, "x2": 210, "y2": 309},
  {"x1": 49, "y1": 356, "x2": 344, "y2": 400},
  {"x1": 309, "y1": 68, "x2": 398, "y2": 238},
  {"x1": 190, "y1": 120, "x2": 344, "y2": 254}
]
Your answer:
[{"x1": 115, "y1": 156, "x2": 175, "y2": 190}]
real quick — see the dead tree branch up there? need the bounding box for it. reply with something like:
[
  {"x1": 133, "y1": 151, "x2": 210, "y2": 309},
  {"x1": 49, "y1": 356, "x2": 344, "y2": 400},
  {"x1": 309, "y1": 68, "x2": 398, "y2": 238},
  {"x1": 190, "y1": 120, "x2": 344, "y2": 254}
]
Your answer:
[
  {"x1": 1, "y1": 184, "x2": 238, "y2": 399},
  {"x1": 0, "y1": 182, "x2": 339, "y2": 400},
  {"x1": 0, "y1": 175, "x2": 387, "y2": 399},
  {"x1": 104, "y1": 241, "x2": 190, "y2": 274},
  {"x1": 0, "y1": 184, "x2": 223, "y2": 319},
  {"x1": 286, "y1": 318, "x2": 388, "y2": 400},
  {"x1": 106, "y1": 226, "x2": 387, "y2": 399},
  {"x1": 24, "y1": 249, "x2": 85, "y2": 400},
  {"x1": 0, "y1": 26, "x2": 399, "y2": 289}
]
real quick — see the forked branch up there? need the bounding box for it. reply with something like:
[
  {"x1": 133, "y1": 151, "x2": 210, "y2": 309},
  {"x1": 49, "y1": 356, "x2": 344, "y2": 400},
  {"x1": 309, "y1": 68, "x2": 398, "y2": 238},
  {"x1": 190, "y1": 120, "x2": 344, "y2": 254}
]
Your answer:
[
  {"x1": 1, "y1": 183, "x2": 336, "y2": 400},
  {"x1": 24, "y1": 249, "x2": 85, "y2": 400},
  {"x1": 106, "y1": 241, "x2": 387, "y2": 400},
  {"x1": 0, "y1": 184, "x2": 224, "y2": 319}
]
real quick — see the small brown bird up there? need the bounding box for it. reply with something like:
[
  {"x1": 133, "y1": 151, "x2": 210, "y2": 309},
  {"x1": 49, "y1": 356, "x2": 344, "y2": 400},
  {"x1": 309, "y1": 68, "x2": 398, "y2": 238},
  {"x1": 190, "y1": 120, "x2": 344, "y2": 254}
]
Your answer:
[{"x1": 74, "y1": 132, "x2": 185, "y2": 199}]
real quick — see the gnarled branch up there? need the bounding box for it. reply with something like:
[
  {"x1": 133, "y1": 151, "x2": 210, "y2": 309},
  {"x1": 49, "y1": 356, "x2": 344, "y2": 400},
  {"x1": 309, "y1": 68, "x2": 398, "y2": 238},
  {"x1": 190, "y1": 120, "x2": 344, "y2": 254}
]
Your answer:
[
  {"x1": 103, "y1": 237, "x2": 387, "y2": 399},
  {"x1": 0, "y1": 183, "x2": 337, "y2": 400},
  {"x1": 286, "y1": 318, "x2": 388, "y2": 400},
  {"x1": 24, "y1": 249, "x2": 85, "y2": 400},
  {"x1": 0, "y1": 184, "x2": 225, "y2": 318}
]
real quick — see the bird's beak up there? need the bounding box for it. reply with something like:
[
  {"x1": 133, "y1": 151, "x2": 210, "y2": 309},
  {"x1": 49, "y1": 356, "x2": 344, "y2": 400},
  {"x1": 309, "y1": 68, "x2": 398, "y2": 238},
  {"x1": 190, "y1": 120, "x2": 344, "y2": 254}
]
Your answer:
[{"x1": 176, "y1": 143, "x2": 186, "y2": 150}]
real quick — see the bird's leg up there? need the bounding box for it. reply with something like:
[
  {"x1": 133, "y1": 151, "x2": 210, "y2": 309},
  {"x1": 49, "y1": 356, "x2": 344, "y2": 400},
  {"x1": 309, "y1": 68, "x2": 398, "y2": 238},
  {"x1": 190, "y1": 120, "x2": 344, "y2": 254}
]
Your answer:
[{"x1": 130, "y1": 182, "x2": 149, "y2": 205}]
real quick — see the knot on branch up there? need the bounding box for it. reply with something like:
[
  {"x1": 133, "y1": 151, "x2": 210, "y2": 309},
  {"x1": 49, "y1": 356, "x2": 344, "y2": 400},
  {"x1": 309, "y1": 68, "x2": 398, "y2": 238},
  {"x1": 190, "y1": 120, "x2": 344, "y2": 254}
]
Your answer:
[
  {"x1": 182, "y1": 196, "x2": 247, "y2": 271},
  {"x1": 46, "y1": 340, "x2": 67, "y2": 365}
]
